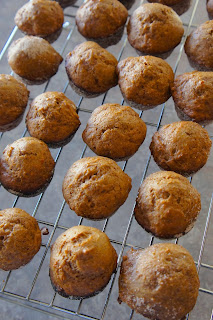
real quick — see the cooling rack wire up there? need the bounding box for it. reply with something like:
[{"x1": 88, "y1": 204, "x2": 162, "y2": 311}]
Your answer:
[{"x1": 0, "y1": 0, "x2": 213, "y2": 319}]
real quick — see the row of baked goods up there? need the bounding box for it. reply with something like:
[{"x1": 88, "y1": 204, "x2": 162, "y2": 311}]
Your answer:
[
  {"x1": 0, "y1": 160, "x2": 203, "y2": 252},
  {"x1": 0, "y1": 208, "x2": 200, "y2": 320},
  {"x1": 1, "y1": 63, "x2": 213, "y2": 135},
  {"x1": 14, "y1": 0, "x2": 184, "y2": 49},
  {"x1": 0, "y1": 121, "x2": 211, "y2": 227},
  {"x1": 1, "y1": 68, "x2": 213, "y2": 138},
  {"x1": 4, "y1": 12, "x2": 213, "y2": 129},
  {"x1": 1, "y1": 0, "x2": 212, "y2": 135},
  {"x1": 13, "y1": 0, "x2": 213, "y2": 54},
  {"x1": 1, "y1": 66, "x2": 213, "y2": 137},
  {"x1": 50, "y1": 228, "x2": 200, "y2": 320},
  {"x1": 0, "y1": 121, "x2": 208, "y2": 318},
  {"x1": 13, "y1": 0, "x2": 213, "y2": 66},
  {"x1": 6, "y1": 0, "x2": 213, "y2": 84}
]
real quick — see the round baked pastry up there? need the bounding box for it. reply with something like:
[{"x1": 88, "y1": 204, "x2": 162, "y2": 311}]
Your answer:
[
  {"x1": 0, "y1": 208, "x2": 41, "y2": 271},
  {"x1": 207, "y1": 0, "x2": 213, "y2": 17},
  {"x1": 76, "y1": 0, "x2": 128, "y2": 47},
  {"x1": 171, "y1": 71, "x2": 213, "y2": 123},
  {"x1": 150, "y1": 121, "x2": 212, "y2": 176},
  {"x1": 8, "y1": 36, "x2": 63, "y2": 85},
  {"x1": 65, "y1": 41, "x2": 118, "y2": 97},
  {"x1": 134, "y1": 171, "x2": 201, "y2": 238},
  {"x1": 82, "y1": 103, "x2": 147, "y2": 160},
  {"x1": 26, "y1": 92, "x2": 81, "y2": 148},
  {"x1": 0, "y1": 137, "x2": 55, "y2": 197},
  {"x1": 62, "y1": 156, "x2": 132, "y2": 220},
  {"x1": 116, "y1": 56, "x2": 174, "y2": 109},
  {"x1": 0, "y1": 74, "x2": 29, "y2": 132},
  {"x1": 127, "y1": 3, "x2": 184, "y2": 54},
  {"x1": 184, "y1": 21, "x2": 213, "y2": 71},
  {"x1": 15, "y1": 0, "x2": 64, "y2": 43},
  {"x1": 50, "y1": 225, "x2": 117, "y2": 298},
  {"x1": 119, "y1": 243, "x2": 199, "y2": 320}
]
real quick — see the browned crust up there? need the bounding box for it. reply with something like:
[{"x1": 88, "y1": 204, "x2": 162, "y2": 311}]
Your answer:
[
  {"x1": 65, "y1": 41, "x2": 118, "y2": 96},
  {"x1": 49, "y1": 267, "x2": 116, "y2": 299},
  {"x1": 116, "y1": 56, "x2": 174, "y2": 108},
  {"x1": 149, "y1": 121, "x2": 212, "y2": 176},
  {"x1": 62, "y1": 156, "x2": 132, "y2": 220},
  {"x1": 184, "y1": 21, "x2": 213, "y2": 71},
  {"x1": 82, "y1": 103, "x2": 147, "y2": 160},
  {"x1": 0, "y1": 137, "x2": 55, "y2": 197},
  {"x1": 0, "y1": 208, "x2": 41, "y2": 270},
  {"x1": 8, "y1": 36, "x2": 63, "y2": 83},
  {"x1": 134, "y1": 171, "x2": 201, "y2": 239},
  {"x1": 49, "y1": 226, "x2": 118, "y2": 298},
  {"x1": 127, "y1": 3, "x2": 184, "y2": 54},
  {"x1": 171, "y1": 71, "x2": 213, "y2": 123},
  {"x1": 15, "y1": 0, "x2": 64, "y2": 38},
  {"x1": 26, "y1": 92, "x2": 80, "y2": 147},
  {"x1": 0, "y1": 74, "x2": 29, "y2": 130},
  {"x1": 119, "y1": 244, "x2": 200, "y2": 320}
]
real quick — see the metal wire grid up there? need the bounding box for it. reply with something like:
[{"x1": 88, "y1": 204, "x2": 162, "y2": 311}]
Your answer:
[{"x1": 0, "y1": 0, "x2": 213, "y2": 319}]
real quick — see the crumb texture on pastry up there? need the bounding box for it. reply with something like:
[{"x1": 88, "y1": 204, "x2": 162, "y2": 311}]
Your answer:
[
  {"x1": 119, "y1": 243, "x2": 200, "y2": 320},
  {"x1": 184, "y1": 21, "x2": 213, "y2": 71},
  {"x1": 76, "y1": 0, "x2": 128, "y2": 38},
  {"x1": 62, "y1": 156, "x2": 132, "y2": 219},
  {"x1": 150, "y1": 121, "x2": 212, "y2": 176},
  {"x1": 0, "y1": 137, "x2": 55, "y2": 196},
  {"x1": 117, "y1": 56, "x2": 174, "y2": 107},
  {"x1": 8, "y1": 36, "x2": 63, "y2": 82},
  {"x1": 127, "y1": 3, "x2": 184, "y2": 54},
  {"x1": 171, "y1": 71, "x2": 213, "y2": 123},
  {"x1": 65, "y1": 41, "x2": 118, "y2": 95},
  {"x1": 50, "y1": 225, "x2": 117, "y2": 297},
  {"x1": 0, "y1": 208, "x2": 41, "y2": 271},
  {"x1": 26, "y1": 91, "x2": 80, "y2": 145},
  {"x1": 82, "y1": 103, "x2": 147, "y2": 160},
  {"x1": 15, "y1": 0, "x2": 64, "y2": 37},
  {"x1": 134, "y1": 171, "x2": 201, "y2": 238}
]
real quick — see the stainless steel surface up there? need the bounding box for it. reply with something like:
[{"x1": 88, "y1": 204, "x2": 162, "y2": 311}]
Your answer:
[{"x1": 0, "y1": 0, "x2": 213, "y2": 319}]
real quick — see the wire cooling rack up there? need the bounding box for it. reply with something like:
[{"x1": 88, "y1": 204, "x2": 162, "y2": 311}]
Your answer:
[{"x1": 0, "y1": 0, "x2": 213, "y2": 319}]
